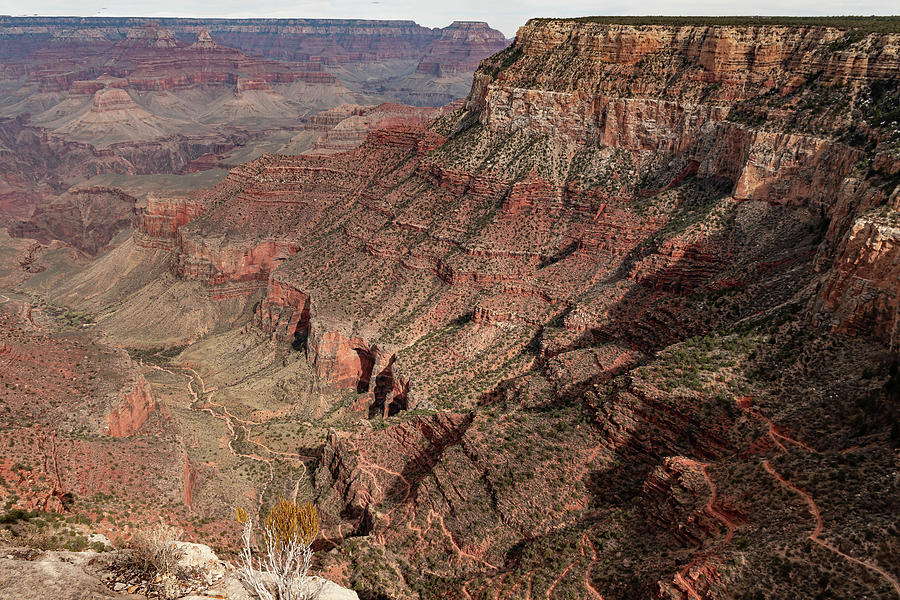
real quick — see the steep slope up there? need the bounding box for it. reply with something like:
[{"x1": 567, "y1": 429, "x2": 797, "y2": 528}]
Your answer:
[
  {"x1": 161, "y1": 19, "x2": 899, "y2": 598},
  {"x1": 5, "y1": 17, "x2": 900, "y2": 600}
]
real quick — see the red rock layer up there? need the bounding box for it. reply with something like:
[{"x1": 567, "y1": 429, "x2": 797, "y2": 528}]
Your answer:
[
  {"x1": 138, "y1": 194, "x2": 207, "y2": 248},
  {"x1": 820, "y1": 209, "x2": 900, "y2": 345},
  {"x1": 5, "y1": 23, "x2": 335, "y2": 93},
  {"x1": 414, "y1": 21, "x2": 508, "y2": 77},
  {"x1": 0, "y1": 17, "x2": 507, "y2": 72},
  {"x1": 306, "y1": 103, "x2": 444, "y2": 154},
  {"x1": 105, "y1": 375, "x2": 157, "y2": 437}
]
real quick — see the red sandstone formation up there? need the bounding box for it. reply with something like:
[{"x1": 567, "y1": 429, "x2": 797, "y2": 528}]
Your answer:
[
  {"x1": 819, "y1": 205, "x2": 900, "y2": 346},
  {"x1": 303, "y1": 103, "x2": 445, "y2": 154},
  {"x1": 183, "y1": 453, "x2": 197, "y2": 510},
  {"x1": 138, "y1": 194, "x2": 207, "y2": 248},
  {"x1": 105, "y1": 375, "x2": 157, "y2": 437}
]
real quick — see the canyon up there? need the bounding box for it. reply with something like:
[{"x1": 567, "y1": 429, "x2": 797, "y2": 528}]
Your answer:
[
  {"x1": 0, "y1": 17, "x2": 506, "y2": 251},
  {"x1": 0, "y1": 15, "x2": 898, "y2": 600}
]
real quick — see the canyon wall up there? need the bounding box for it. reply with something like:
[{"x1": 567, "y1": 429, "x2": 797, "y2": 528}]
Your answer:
[
  {"x1": 0, "y1": 17, "x2": 507, "y2": 107},
  {"x1": 0, "y1": 17, "x2": 506, "y2": 65},
  {"x1": 24, "y1": 18, "x2": 898, "y2": 600},
  {"x1": 214, "y1": 20, "x2": 897, "y2": 598},
  {"x1": 0, "y1": 17, "x2": 506, "y2": 245}
]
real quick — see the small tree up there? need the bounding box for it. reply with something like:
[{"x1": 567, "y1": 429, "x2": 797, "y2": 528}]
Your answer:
[{"x1": 236, "y1": 498, "x2": 321, "y2": 600}]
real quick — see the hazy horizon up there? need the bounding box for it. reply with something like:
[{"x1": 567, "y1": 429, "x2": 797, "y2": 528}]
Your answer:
[{"x1": 3, "y1": 2, "x2": 899, "y2": 38}]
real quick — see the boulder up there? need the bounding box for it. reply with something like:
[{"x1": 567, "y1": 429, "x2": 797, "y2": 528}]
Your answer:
[
  {"x1": 172, "y1": 541, "x2": 226, "y2": 581},
  {"x1": 0, "y1": 550, "x2": 144, "y2": 600}
]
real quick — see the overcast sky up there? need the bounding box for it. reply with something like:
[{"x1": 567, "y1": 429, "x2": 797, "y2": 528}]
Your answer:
[{"x1": 3, "y1": 0, "x2": 898, "y2": 37}]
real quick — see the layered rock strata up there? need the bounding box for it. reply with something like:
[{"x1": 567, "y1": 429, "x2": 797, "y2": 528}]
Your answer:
[{"x1": 18, "y1": 18, "x2": 900, "y2": 600}]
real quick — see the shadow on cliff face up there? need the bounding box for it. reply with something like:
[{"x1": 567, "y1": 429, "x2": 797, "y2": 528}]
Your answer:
[
  {"x1": 356, "y1": 348, "x2": 375, "y2": 393},
  {"x1": 345, "y1": 414, "x2": 475, "y2": 539},
  {"x1": 368, "y1": 358, "x2": 409, "y2": 419},
  {"x1": 455, "y1": 177, "x2": 834, "y2": 582},
  {"x1": 566, "y1": 177, "x2": 825, "y2": 364},
  {"x1": 314, "y1": 168, "x2": 862, "y2": 595}
]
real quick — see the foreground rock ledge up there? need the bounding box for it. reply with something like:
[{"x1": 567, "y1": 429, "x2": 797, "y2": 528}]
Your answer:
[{"x1": 0, "y1": 543, "x2": 359, "y2": 600}]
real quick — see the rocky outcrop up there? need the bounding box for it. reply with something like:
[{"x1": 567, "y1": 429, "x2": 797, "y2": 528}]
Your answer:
[
  {"x1": 304, "y1": 103, "x2": 443, "y2": 154},
  {"x1": 10, "y1": 185, "x2": 141, "y2": 254},
  {"x1": 253, "y1": 278, "x2": 311, "y2": 344},
  {"x1": 0, "y1": 550, "x2": 144, "y2": 600},
  {"x1": 316, "y1": 413, "x2": 473, "y2": 534},
  {"x1": 820, "y1": 210, "x2": 900, "y2": 345},
  {"x1": 252, "y1": 276, "x2": 410, "y2": 413},
  {"x1": 104, "y1": 374, "x2": 156, "y2": 437},
  {"x1": 0, "y1": 544, "x2": 359, "y2": 600},
  {"x1": 176, "y1": 237, "x2": 301, "y2": 287},
  {"x1": 138, "y1": 193, "x2": 207, "y2": 248},
  {"x1": 639, "y1": 457, "x2": 739, "y2": 546}
]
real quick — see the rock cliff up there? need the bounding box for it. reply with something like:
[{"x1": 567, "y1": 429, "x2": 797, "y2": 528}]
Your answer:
[{"x1": 151, "y1": 18, "x2": 900, "y2": 598}]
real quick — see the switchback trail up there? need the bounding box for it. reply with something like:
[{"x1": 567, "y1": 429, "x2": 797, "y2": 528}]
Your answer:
[
  {"x1": 680, "y1": 457, "x2": 737, "y2": 544},
  {"x1": 738, "y1": 397, "x2": 900, "y2": 598},
  {"x1": 763, "y1": 460, "x2": 900, "y2": 598}
]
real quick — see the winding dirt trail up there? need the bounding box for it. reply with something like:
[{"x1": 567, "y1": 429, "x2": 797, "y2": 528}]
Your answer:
[
  {"x1": 735, "y1": 398, "x2": 900, "y2": 598},
  {"x1": 146, "y1": 361, "x2": 308, "y2": 515},
  {"x1": 676, "y1": 457, "x2": 737, "y2": 545},
  {"x1": 697, "y1": 463, "x2": 736, "y2": 543},
  {"x1": 349, "y1": 438, "x2": 502, "y2": 573},
  {"x1": 544, "y1": 531, "x2": 607, "y2": 600},
  {"x1": 582, "y1": 533, "x2": 605, "y2": 600},
  {"x1": 763, "y1": 460, "x2": 900, "y2": 597},
  {"x1": 545, "y1": 556, "x2": 578, "y2": 600}
]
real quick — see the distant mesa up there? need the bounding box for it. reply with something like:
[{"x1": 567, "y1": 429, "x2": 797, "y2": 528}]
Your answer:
[
  {"x1": 415, "y1": 21, "x2": 508, "y2": 77},
  {"x1": 90, "y1": 87, "x2": 141, "y2": 113},
  {"x1": 120, "y1": 22, "x2": 181, "y2": 48},
  {"x1": 51, "y1": 87, "x2": 180, "y2": 144},
  {"x1": 48, "y1": 28, "x2": 111, "y2": 43}
]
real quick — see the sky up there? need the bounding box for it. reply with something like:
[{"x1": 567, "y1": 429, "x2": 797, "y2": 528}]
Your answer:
[{"x1": 2, "y1": 0, "x2": 898, "y2": 37}]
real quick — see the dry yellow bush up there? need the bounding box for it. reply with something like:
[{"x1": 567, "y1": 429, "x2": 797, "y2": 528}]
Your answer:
[
  {"x1": 128, "y1": 523, "x2": 184, "y2": 576},
  {"x1": 236, "y1": 498, "x2": 321, "y2": 600},
  {"x1": 263, "y1": 498, "x2": 319, "y2": 549}
]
